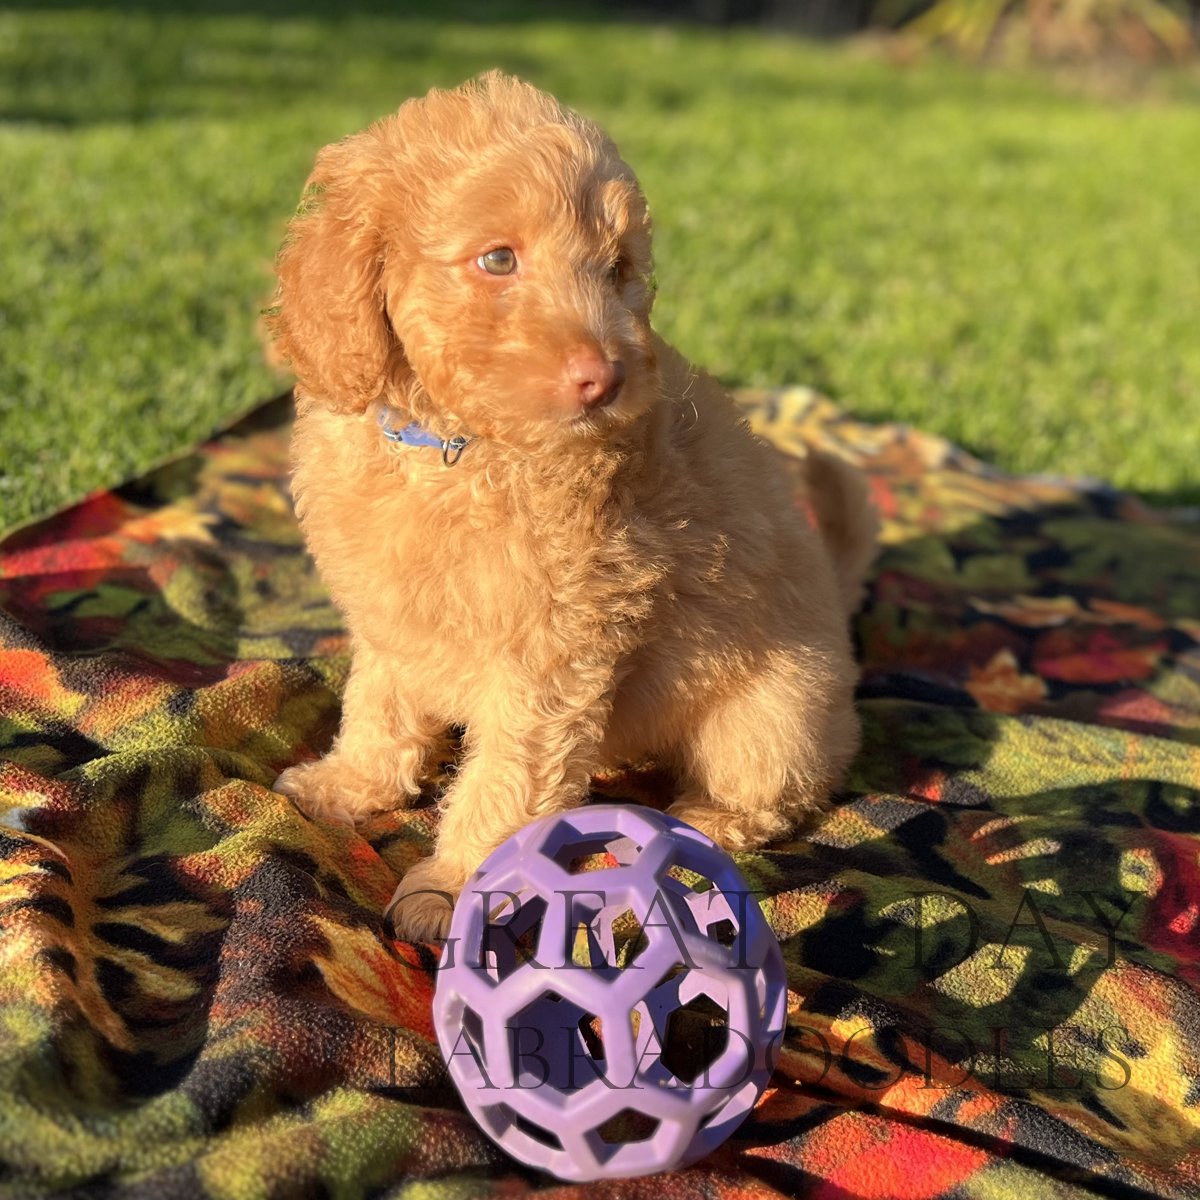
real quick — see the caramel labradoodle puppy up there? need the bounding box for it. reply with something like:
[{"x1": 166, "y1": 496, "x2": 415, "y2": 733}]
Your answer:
[{"x1": 269, "y1": 73, "x2": 877, "y2": 940}]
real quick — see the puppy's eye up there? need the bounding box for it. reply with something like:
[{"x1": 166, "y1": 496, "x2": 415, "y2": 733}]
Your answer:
[{"x1": 477, "y1": 247, "x2": 517, "y2": 276}]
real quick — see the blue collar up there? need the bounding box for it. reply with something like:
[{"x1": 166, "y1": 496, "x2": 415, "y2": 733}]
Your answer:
[{"x1": 377, "y1": 406, "x2": 473, "y2": 467}]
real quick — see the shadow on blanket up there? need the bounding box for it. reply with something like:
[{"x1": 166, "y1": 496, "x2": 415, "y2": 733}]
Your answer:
[{"x1": 1, "y1": 388, "x2": 1198, "y2": 1198}]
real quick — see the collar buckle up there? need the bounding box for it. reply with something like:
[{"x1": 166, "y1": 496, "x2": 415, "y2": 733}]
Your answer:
[
  {"x1": 441, "y1": 436, "x2": 470, "y2": 467},
  {"x1": 377, "y1": 407, "x2": 474, "y2": 467}
]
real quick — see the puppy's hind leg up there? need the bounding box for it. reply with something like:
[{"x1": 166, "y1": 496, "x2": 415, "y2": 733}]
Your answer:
[
  {"x1": 666, "y1": 657, "x2": 860, "y2": 852},
  {"x1": 276, "y1": 646, "x2": 443, "y2": 826}
]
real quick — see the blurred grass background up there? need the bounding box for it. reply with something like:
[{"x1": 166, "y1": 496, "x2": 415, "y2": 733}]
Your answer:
[{"x1": 1, "y1": 0, "x2": 1198, "y2": 532}]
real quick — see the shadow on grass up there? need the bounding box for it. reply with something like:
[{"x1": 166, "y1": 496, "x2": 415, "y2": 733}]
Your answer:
[
  {"x1": 1137, "y1": 486, "x2": 1200, "y2": 511},
  {"x1": 0, "y1": 0, "x2": 1066, "y2": 130},
  {"x1": 0, "y1": 1, "x2": 592, "y2": 128},
  {"x1": 0, "y1": 0, "x2": 597, "y2": 16}
]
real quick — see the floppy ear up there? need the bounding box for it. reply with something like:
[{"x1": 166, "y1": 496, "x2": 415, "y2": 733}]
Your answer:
[{"x1": 269, "y1": 136, "x2": 406, "y2": 414}]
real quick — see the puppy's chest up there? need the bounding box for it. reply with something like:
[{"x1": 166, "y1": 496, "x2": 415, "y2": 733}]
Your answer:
[
  {"x1": 478, "y1": 511, "x2": 664, "y2": 634},
  {"x1": 404, "y1": 491, "x2": 667, "y2": 652}
]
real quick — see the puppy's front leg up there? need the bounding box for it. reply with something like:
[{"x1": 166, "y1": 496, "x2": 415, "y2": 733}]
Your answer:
[
  {"x1": 276, "y1": 645, "x2": 443, "y2": 825},
  {"x1": 386, "y1": 680, "x2": 611, "y2": 941}
]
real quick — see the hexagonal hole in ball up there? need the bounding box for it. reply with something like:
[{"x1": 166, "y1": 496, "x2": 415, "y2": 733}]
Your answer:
[
  {"x1": 661, "y1": 991, "x2": 730, "y2": 1085},
  {"x1": 507, "y1": 990, "x2": 608, "y2": 1092},
  {"x1": 541, "y1": 826, "x2": 643, "y2": 875},
  {"x1": 569, "y1": 902, "x2": 651, "y2": 973},
  {"x1": 486, "y1": 1102, "x2": 564, "y2": 1153},
  {"x1": 483, "y1": 892, "x2": 548, "y2": 984},
  {"x1": 595, "y1": 1107, "x2": 660, "y2": 1152},
  {"x1": 664, "y1": 861, "x2": 743, "y2": 949}
]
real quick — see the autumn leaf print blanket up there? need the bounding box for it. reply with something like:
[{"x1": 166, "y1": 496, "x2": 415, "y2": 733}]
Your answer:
[{"x1": 2, "y1": 390, "x2": 1198, "y2": 1198}]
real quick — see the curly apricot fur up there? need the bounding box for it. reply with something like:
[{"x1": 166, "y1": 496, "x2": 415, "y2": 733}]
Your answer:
[{"x1": 269, "y1": 73, "x2": 877, "y2": 940}]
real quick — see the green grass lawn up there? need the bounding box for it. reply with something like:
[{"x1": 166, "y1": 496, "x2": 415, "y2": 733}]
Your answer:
[{"x1": 2, "y1": 1, "x2": 1198, "y2": 533}]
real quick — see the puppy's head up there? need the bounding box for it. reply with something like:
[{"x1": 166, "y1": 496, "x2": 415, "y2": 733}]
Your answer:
[{"x1": 270, "y1": 73, "x2": 657, "y2": 449}]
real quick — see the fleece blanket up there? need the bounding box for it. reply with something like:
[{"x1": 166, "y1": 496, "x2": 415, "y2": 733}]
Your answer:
[{"x1": 1, "y1": 389, "x2": 1198, "y2": 1200}]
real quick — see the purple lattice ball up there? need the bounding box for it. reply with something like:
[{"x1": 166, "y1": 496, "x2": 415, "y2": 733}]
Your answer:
[{"x1": 432, "y1": 804, "x2": 787, "y2": 1182}]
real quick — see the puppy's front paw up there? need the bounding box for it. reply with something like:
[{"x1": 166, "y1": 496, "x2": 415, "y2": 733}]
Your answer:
[
  {"x1": 666, "y1": 797, "x2": 792, "y2": 853},
  {"x1": 275, "y1": 756, "x2": 399, "y2": 828},
  {"x1": 385, "y1": 858, "x2": 462, "y2": 941}
]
